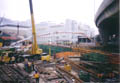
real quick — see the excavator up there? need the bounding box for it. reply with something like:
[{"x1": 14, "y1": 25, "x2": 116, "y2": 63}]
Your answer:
[{"x1": 28, "y1": 0, "x2": 51, "y2": 61}]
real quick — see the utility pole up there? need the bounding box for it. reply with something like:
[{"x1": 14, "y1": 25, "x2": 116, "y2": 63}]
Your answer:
[{"x1": 17, "y1": 22, "x2": 19, "y2": 37}]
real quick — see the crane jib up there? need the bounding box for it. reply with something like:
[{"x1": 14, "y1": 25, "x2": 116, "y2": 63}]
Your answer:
[{"x1": 29, "y1": 0, "x2": 33, "y2": 14}]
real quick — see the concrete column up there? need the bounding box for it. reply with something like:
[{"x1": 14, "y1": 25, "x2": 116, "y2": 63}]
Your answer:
[{"x1": 99, "y1": 28, "x2": 109, "y2": 46}]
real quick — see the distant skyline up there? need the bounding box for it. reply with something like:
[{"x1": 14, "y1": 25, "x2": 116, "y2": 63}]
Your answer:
[{"x1": 0, "y1": 0, "x2": 103, "y2": 25}]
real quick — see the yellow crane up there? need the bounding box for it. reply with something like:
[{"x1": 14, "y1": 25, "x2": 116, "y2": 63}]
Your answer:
[
  {"x1": 29, "y1": 0, "x2": 50, "y2": 61},
  {"x1": 29, "y1": 0, "x2": 42, "y2": 55}
]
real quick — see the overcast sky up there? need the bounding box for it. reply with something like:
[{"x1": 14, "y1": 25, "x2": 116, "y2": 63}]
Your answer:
[{"x1": 0, "y1": 0, "x2": 103, "y2": 27}]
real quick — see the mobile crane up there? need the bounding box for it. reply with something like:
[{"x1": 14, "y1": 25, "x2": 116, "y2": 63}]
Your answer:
[{"x1": 29, "y1": 0, "x2": 50, "y2": 61}]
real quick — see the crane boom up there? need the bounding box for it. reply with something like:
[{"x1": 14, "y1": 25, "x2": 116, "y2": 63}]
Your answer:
[{"x1": 29, "y1": 0, "x2": 41, "y2": 55}]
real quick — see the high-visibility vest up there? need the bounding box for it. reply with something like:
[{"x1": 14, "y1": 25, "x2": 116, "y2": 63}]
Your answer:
[
  {"x1": 34, "y1": 73, "x2": 39, "y2": 78},
  {"x1": 64, "y1": 64, "x2": 71, "y2": 72},
  {"x1": 3, "y1": 56, "x2": 10, "y2": 63}
]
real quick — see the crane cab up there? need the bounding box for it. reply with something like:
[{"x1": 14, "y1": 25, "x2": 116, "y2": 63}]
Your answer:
[
  {"x1": 36, "y1": 48, "x2": 43, "y2": 55},
  {"x1": 41, "y1": 53, "x2": 50, "y2": 62}
]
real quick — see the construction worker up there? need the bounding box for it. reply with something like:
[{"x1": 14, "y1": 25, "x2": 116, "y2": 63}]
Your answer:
[
  {"x1": 64, "y1": 63, "x2": 71, "y2": 72},
  {"x1": 33, "y1": 71, "x2": 40, "y2": 83},
  {"x1": 28, "y1": 61, "x2": 32, "y2": 73},
  {"x1": 11, "y1": 56, "x2": 15, "y2": 64},
  {"x1": 24, "y1": 59, "x2": 28, "y2": 72},
  {"x1": 108, "y1": 72, "x2": 115, "y2": 78},
  {"x1": 31, "y1": 60, "x2": 35, "y2": 71},
  {"x1": 0, "y1": 56, "x2": 2, "y2": 65},
  {"x1": 0, "y1": 55, "x2": 4, "y2": 64},
  {"x1": 97, "y1": 73, "x2": 103, "y2": 78},
  {"x1": 3, "y1": 53, "x2": 10, "y2": 64}
]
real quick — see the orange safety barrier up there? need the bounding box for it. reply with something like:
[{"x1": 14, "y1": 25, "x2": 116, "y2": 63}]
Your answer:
[{"x1": 56, "y1": 52, "x2": 80, "y2": 58}]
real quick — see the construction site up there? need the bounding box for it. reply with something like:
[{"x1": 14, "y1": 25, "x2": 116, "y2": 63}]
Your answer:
[{"x1": 0, "y1": 0, "x2": 119, "y2": 83}]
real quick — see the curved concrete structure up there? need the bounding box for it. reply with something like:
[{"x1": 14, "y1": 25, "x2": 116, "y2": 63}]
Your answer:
[{"x1": 95, "y1": 0, "x2": 119, "y2": 46}]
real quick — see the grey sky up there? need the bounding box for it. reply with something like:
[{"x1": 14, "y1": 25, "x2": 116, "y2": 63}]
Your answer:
[{"x1": 0, "y1": 0, "x2": 103, "y2": 27}]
